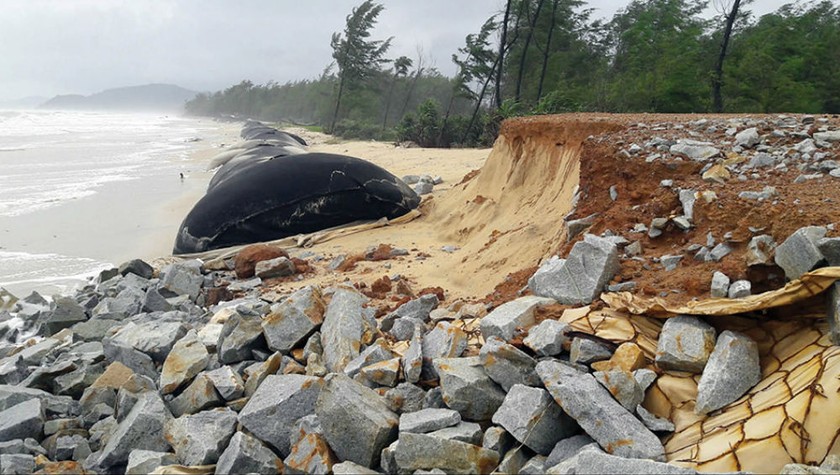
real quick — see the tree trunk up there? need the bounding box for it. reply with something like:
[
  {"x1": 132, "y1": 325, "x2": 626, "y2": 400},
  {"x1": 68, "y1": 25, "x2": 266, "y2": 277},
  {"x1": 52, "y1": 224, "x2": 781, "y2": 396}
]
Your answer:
[
  {"x1": 464, "y1": 55, "x2": 503, "y2": 143},
  {"x1": 399, "y1": 68, "x2": 423, "y2": 120},
  {"x1": 330, "y1": 74, "x2": 346, "y2": 133},
  {"x1": 515, "y1": 0, "x2": 546, "y2": 103},
  {"x1": 495, "y1": 0, "x2": 513, "y2": 109},
  {"x1": 537, "y1": 0, "x2": 559, "y2": 100},
  {"x1": 712, "y1": 0, "x2": 742, "y2": 113},
  {"x1": 381, "y1": 77, "x2": 397, "y2": 131}
]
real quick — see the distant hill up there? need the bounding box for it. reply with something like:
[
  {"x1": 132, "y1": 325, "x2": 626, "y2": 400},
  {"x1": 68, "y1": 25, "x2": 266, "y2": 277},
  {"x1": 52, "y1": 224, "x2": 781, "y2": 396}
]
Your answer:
[
  {"x1": 0, "y1": 96, "x2": 48, "y2": 109},
  {"x1": 40, "y1": 84, "x2": 198, "y2": 112}
]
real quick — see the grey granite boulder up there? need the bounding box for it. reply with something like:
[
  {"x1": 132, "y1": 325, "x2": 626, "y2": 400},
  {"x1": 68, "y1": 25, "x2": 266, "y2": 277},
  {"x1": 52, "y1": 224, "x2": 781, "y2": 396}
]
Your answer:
[
  {"x1": 0, "y1": 399, "x2": 43, "y2": 441},
  {"x1": 594, "y1": 369, "x2": 644, "y2": 410},
  {"x1": 126, "y1": 450, "x2": 178, "y2": 475},
  {"x1": 746, "y1": 235, "x2": 776, "y2": 266},
  {"x1": 495, "y1": 446, "x2": 530, "y2": 474},
  {"x1": 359, "y1": 358, "x2": 401, "y2": 387},
  {"x1": 169, "y1": 373, "x2": 224, "y2": 417},
  {"x1": 384, "y1": 383, "x2": 426, "y2": 415},
  {"x1": 523, "y1": 319, "x2": 571, "y2": 356},
  {"x1": 110, "y1": 320, "x2": 188, "y2": 363},
  {"x1": 403, "y1": 334, "x2": 423, "y2": 384},
  {"x1": 669, "y1": 139, "x2": 720, "y2": 161},
  {"x1": 238, "y1": 374, "x2": 323, "y2": 456},
  {"x1": 570, "y1": 338, "x2": 613, "y2": 365},
  {"x1": 119, "y1": 259, "x2": 154, "y2": 279},
  {"x1": 710, "y1": 272, "x2": 730, "y2": 298},
  {"x1": 735, "y1": 127, "x2": 760, "y2": 148},
  {"x1": 655, "y1": 316, "x2": 716, "y2": 373},
  {"x1": 434, "y1": 357, "x2": 506, "y2": 421},
  {"x1": 529, "y1": 234, "x2": 619, "y2": 305},
  {"x1": 728, "y1": 279, "x2": 752, "y2": 298},
  {"x1": 42, "y1": 296, "x2": 87, "y2": 336},
  {"x1": 479, "y1": 296, "x2": 555, "y2": 342},
  {"x1": 255, "y1": 256, "x2": 295, "y2": 279},
  {"x1": 217, "y1": 312, "x2": 265, "y2": 364},
  {"x1": 818, "y1": 237, "x2": 840, "y2": 266},
  {"x1": 215, "y1": 431, "x2": 283, "y2": 475},
  {"x1": 482, "y1": 426, "x2": 515, "y2": 456},
  {"x1": 262, "y1": 286, "x2": 325, "y2": 353},
  {"x1": 158, "y1": 261, "x2": 203, "y2": 301},
  {"x1": 427, "y1": 421, "x2": 483, "y2": 445},
  {"x1": 315, "y1": 373, "x2": 398, "y2": 468},
  {"x1": 636, "y1": 405, "x2": 675, "y2": 433},
  {"x1": 344, "y1": 339, "x2": 394, "y2": 378},
  {"x1": 536, "y1": 360, "x2": 665, "y2": 461},
  {"x1": 421, "y1": 321, "x2": 468, "y2": 381},
  {"x1": 203, "y1": 366, "x2": 245, "y2": 401},
  {"x1": 321, "y1": 288, "x2": 369, "y2": 372},
  {"x1": 160, "y1": 330, "x2": 210, "y2": 395},
  {"x1": 332, "y1": 461, "x2": 380, "y2": 474},
  {"x1": 479, "y1": 336, "x2": 540, "y2": 391},
  {"x1": 87, "y1": 391, "x2": 171, "y2": 472},
  {"x1": 774, "y1": 226, "x2": 828, "y2": 280},
  {"x1": 382, "y1": 294, "x2": 439, "y2": 331},
  {"x1": 165, "y1": 408, "x2": 237, "y2": 465},
  {"x1": 394, "y1": 432, "x2": 500, "y2": 474},
  {"x1": 545, "y1": 434, "x2": 596, "y2": 469},
  {"x1": 0, "y1": 454, "x2": 35, "y2": 475},
  {"x1": 695, "y1": 331, "x2": 760, "y2": 415},
  {"x1": 571, "y1": 450, "x2": 694, "y2": 474},
  {"x1": 101, "y1": 340, "x2": 157, "y2": 381},
  {"x1": 491, "y1": 384, "x2": 577, "y2": 455},
  {"x1": 399, "y1": 408, "x2": 461, "y2": 434}
]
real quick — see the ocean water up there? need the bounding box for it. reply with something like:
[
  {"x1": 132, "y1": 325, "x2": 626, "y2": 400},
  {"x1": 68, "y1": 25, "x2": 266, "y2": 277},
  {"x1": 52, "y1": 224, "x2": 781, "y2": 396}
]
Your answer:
[{"x1": 0, "y1": 109, "x2": 221, "y2": 298}]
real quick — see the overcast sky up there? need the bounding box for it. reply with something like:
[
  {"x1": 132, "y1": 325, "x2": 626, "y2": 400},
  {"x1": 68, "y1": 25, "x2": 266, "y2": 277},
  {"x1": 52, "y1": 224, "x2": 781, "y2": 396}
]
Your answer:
[{"x1": 0, "y1": 0, "x2": 795, "y2": 102}]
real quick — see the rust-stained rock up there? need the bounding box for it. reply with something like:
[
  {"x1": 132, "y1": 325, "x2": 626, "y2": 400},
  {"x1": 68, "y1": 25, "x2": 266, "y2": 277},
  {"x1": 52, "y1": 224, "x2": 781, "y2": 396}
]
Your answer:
[
  {"x1": 90, "y1": 362, "x2": 134, "y2": 390},
  {"x1": 262, "y1": 286, "x2": 326, "y2": 353},
  {"x1": 591, "y1": 343, "x2": 646, "y2": 373},
  {"x1": 160, "y1": 330, "x2": 210, "y2": 395},
  {"x1": 393, "y1": 432, "x2": 500, "y2": 474},
  {"x1": 235, "y1": 244, "x2": 289, "y2": 279}
]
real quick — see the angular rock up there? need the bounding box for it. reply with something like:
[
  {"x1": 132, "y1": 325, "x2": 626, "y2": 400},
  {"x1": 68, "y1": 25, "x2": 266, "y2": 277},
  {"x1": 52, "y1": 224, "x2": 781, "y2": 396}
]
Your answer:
[
  {"x1": 427, "y1": 421, "x2": 483, "y2": 445},
  {"x1": 262, "y1": 286, "x2": 325, "y2": 353},
  {"x1": 344, "y1": 339, "x2": 394, "y2": 378},
  {"x1": 571, "y1": 450, "x2": 694, "y2": 474},
  {"x1": 695, "y1": 330, "x2": 760, "y2": 414},
  {"x1": 709, "y1": 242, "x2": 732, "y2": 262},
  {"x1": 482, "y1": 426, "x2": 515, "y2": 456},
  {"x1": 660, "y1": 255, "x2": 683, "y2": 271},
  {"x1": 669, "y1": 139, "x2": 720, "y2": 161},
  {"x1": 775, "y1": 226, "x2": 828, "y2": 280},
  {"x1": 169, "y1": 373, "x2": 224, "y2": 418},
  {"x1": 359, "y1": 358, "x2": 401, "y2": 387},
  {"x1": 495, "y1": 446, "x2": 530, "y2": 474},
  {"x1": 126, "y1": 450, "x2": 178, "y2": 475},
  {"x1": 570, "y1": 338, "x2": 613, "y2": 365},
  {"x1": 110, "y1": 321, "x2": 188, "y2": 364},
  {"x1": 479, "y1": 296, "x2": 554, "y2": 342},
  {"x1": 566, "y1": 213, "x2": 598, "y2": 241},
  {"x1": 710, "y1": 271, "x2": 730, "y2": 298},
  {"x1": 678, "y1": 189, "x2": 696, "y2": 221},
  {"x1": 316, "y1": 373, "x2": 398, "y2": 467},
  {"x1": 284, "y1": 426, "x2": 336, "y2": 475},
  {"x1": 529, "y1": 234, "x2": 619, "y2": 305},
  {"x1": 321, "y1": 288, "x2": 368, "y2": 373},
  {"x1": 239, "y1": 374, "x2": 323, "y2": 456},
  {"x1": 479, "y1": 336, "x2": 540, "y2": 391},
  {"x1": 523, "y1": 319, "x2": 570, "y2": 356},
  {"x1": 243, "y1": 352, "x2": 285, "y2": 397},
  {"x1": 728, "y1": 279, "x2": 752, "y2": 298},
  {"x1": 421, "y1": 322, "x2": 468, "y2": 381},
  {"x1": 536, "y1": 360, "x2": 665, "y2": 461},
  {"x1": 394, "y1": 432, "x2": 500, "y2": 474},
  {"x1": 590, "y1": 342, "x2": 646, "y2": 373},
  {"x1": 746, "y1": 234, "x2": 776, "y2": 266},
  {"x1": 521, "y1": 455, "x2": 548, "y2": 475},
  {"x1": 403, "y1": 334, "x2": 423, "y2": 384},
  {"x1": 0, "y1": 399, "x2": 43, "y2": 441},
  {"x1": 636, "y1": 405, "x2": 675, "y2": 433},
  {"x1": 818, "y1": 237, "x2": 840, "y2": 266},
  {"x1": 160, "y1": 330, "x2": 210, "y2": 394},
  {"x1": 255, "y1": 256, "x2": 295, "y2": 279},
  {"x1": 655, "y1": 316, "x2": 716, "y2": 373},
  {"x1": 400, "y1": 408, "x2": 461, "y2": 434},
  {"x1": 203, "y1": 366, "x2": 245, "y2": 401},
  {"x1": 433, "y1": 357, "x2": 506, "y2": 421},
  {"x1": 88, "y1": 391, "x2": 171, "y2": 472},
  {"x1": 119, "y1": 259, "x2": 154, "y2": 279},
  {"x1": 382, "y1": 294, "x2": 439, "y2": 331},
  {"x1": 0, "y1": 453, "x2": 35, "y2": 475},
  {"x1": 389, "y1": 317, "x2": 423, "y2": 341},
  {"x1": 492, "y1": 384, "x2": 576, "y2": 455},
  {"x1": 165, "y1": 409, "x2": 237, "y2": 466},
  {"x1": 545, "y1": 434, "x2": 596, "y2": 469},
  {"x1": 43, "y1": 296, "x2": 87, "y2": 336},
  {"x1": 332, "y1": 461, "x2": 380, "y2": 474},
  {"x1": 217, "y1": 312, "x2": 265, "y2": 364},
  {"x1": 594, "y1": 369, "x2": 644, "y2": 410},
  {"x1": 384, "y1": 383, "x2": 426, "y2": 415},
  {"x1": 814, "y1": 131, "x2": 840, "y2": 143},
  {"x1": 735, "y1": 127, "x2": 760, "y2": 148},
  {"x1": 159, "y1": 261, "x2": 203, "y2": 301},
  {"x1": 215, "y1": 433, "x2": 283, "y2": 475}
]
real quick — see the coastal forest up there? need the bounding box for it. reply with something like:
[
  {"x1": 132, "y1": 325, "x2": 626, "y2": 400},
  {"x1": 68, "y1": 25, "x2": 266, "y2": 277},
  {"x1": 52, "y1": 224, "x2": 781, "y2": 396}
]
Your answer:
[{"x1": 184, "y1": 0, "x2": 840, "y2": 147}]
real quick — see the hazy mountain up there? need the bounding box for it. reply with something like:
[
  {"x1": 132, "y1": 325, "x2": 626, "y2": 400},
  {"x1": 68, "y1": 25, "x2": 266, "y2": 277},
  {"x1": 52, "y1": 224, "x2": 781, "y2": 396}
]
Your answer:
[
  {"x1": 0, "y1": 96, "x2": 48, "y2": 109},
  {"x1": 40, "y1": 84, "x2": 197, "y2": 112}
]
